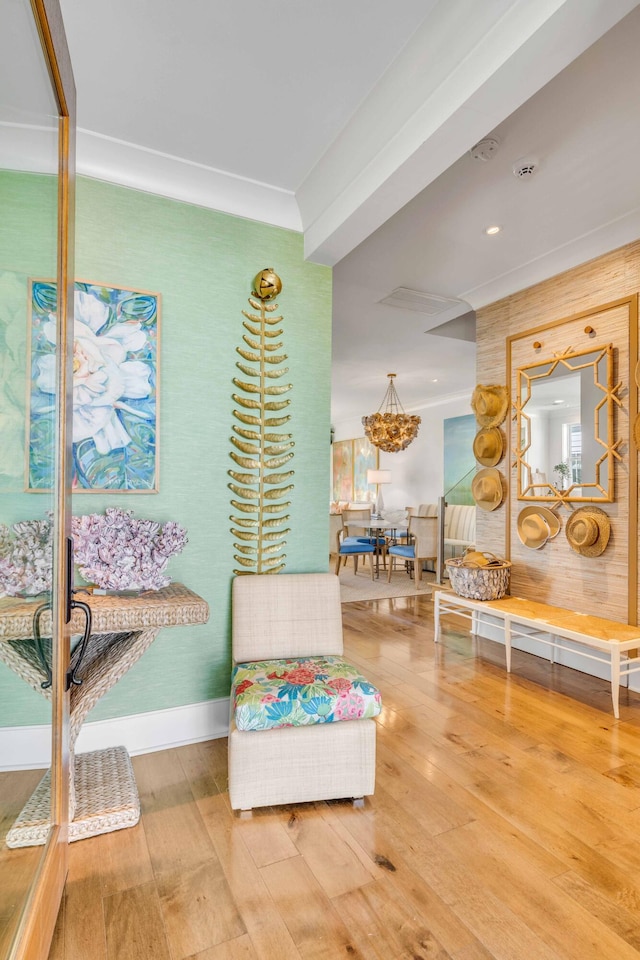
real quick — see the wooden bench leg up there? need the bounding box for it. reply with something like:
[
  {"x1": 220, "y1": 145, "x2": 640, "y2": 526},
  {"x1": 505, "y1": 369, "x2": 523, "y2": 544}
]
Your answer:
[
  {"x1": 611, "y1": 650, "x2": 621, "y2": 719},
  {"x1": 504, "y1": 617, "x2": 512, "y2": 673}
]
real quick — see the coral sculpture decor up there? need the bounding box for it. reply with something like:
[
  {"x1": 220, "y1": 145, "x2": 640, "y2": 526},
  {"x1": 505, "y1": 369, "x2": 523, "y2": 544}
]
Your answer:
[
  {"x1": 72, "y1": 508, "x2": 187, "y2": 591},
  {"x1": 0, "y1": 509, "x2": 187, "y2": 597},
  {"x1": 0, "y1": 517, "x2": 53, "y2": 597}
]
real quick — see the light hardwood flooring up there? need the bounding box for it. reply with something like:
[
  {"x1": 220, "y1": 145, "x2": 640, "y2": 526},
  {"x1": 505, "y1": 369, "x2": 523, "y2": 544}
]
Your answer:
[
  {"x1": 46, "y1": 594, "x2": 640, "y2": 960},
  {"x1": 0, "y1": 768, "x2": 48, "y2": 955}
]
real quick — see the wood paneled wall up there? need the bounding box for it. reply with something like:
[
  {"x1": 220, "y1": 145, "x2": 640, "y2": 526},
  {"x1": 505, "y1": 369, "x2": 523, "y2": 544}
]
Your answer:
[{"x1": 475, "y1": 240, "x2": 640, "y2": 624}]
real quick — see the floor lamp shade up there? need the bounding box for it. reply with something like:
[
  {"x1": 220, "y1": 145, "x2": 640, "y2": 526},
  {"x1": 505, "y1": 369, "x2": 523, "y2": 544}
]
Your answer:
[{"x1": 367, "y1": 469, "x2": 391, "y2": 516}]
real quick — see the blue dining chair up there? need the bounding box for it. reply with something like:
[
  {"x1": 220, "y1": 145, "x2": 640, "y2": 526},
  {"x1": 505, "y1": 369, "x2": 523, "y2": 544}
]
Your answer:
[
  {"x1": 383, "y1": 508, "x2": 410, "y2": 547},
  {"x1": 387, "y1": 515, "x2": 437, "y2": 590},
  {"x1": 335, "y1": 519, "x2": 375, "y2": 578},
  {"x1": 342, "y1": 509, "x2": 386, "y2": 570}
]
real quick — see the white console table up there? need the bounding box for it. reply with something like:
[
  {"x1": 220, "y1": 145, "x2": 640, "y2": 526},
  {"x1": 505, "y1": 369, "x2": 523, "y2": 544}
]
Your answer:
[
  {"x1": 434, "y1": 590, "x2": 640, "y2": 719},
  {"x1": 0, "y1": 583, "x2": 209, "y2": 846}
]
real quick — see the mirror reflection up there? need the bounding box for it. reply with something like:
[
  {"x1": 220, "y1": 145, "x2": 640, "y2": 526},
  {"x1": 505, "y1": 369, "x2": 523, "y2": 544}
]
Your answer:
[
  {"x1": 0, "y1": 0, "x2": 61, "y2": 952},
  {"x1": 516, "y1": 344, "x2": 615, "y2": 502}
]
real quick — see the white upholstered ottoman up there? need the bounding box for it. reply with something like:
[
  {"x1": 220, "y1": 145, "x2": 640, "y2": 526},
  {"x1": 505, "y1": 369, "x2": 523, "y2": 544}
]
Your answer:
[{"x1": 228, "y1": 573, "x2": 380, "y2": 811}]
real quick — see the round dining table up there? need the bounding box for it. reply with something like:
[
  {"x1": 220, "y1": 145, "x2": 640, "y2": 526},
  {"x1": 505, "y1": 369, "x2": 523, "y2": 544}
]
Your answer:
[{"x1": 343, "y1": 515, "x2": 409, "y2": 578}]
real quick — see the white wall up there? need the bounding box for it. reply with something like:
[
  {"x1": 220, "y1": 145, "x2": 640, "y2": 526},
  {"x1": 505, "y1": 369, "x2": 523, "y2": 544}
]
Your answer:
[{"x1": 332, "y1": 390, "x2": 470, "y2": 510}]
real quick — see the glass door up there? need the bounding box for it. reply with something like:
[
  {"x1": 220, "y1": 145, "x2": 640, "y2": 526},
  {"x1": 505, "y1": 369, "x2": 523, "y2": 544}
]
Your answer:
[{"x1": 0, "y1": 0, "x2": 75, "y2": 957}]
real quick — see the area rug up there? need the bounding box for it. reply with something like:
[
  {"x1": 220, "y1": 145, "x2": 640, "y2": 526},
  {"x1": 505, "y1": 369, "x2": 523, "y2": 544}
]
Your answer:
[{"x1": 335, "y1": 559, "x2": 435, "y2": 603}]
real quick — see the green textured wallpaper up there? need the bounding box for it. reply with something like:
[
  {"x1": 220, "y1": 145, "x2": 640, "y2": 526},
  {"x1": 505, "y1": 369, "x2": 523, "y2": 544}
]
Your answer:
[
  {"x1": 0, "y1": 171, "x2": 59, "y2": 727},
  {"x1": 0, "y1": 173, "x2": 332, "y2": 726}
]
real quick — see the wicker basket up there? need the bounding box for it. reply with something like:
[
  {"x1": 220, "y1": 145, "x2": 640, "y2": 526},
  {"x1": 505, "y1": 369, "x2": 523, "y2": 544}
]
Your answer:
[{"x1": 445, "y1": 554, "x2": 511, "y2": 601}]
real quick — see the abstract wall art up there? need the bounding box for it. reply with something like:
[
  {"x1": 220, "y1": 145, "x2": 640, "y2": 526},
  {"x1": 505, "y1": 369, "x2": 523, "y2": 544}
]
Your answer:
[
  {"x1": 331, "y1": 437, "x2": 378, "y2": 503},
  {"x1": 443, "y1": 413, "x2": 476, "y2": 505},
  {"x1": 352, "y1": 436, "x2": 378, "y2": 502},
  {"x1": 331, "y1": 440, "x2": 353, "y2": 502}
]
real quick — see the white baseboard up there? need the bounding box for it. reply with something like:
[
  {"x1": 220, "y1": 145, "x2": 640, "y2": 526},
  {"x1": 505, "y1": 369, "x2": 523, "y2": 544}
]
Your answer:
[{"x1": 0, "y1": 698, "x2": 230, "y2": 772}]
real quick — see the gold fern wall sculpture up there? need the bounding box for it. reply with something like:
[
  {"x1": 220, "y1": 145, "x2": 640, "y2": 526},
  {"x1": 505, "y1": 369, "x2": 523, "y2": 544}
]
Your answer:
[{"x1": 229, "y1": 269, "x2": 294, "y2": 575}]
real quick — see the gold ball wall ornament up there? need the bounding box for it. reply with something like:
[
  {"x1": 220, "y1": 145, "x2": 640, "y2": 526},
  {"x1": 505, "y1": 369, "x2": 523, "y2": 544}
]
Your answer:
[{"x1": 253, "y1": 268, "x2": 282, "y2": 301}]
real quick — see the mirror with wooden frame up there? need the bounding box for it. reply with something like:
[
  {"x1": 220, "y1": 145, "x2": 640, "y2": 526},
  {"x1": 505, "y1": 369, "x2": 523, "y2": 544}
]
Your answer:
[
  {"x1": 0, "y1": 1, "x2": 75, "y2": 959},
  {"x1": 516, "y1": 343, "x2": 617, "y2": 502}
]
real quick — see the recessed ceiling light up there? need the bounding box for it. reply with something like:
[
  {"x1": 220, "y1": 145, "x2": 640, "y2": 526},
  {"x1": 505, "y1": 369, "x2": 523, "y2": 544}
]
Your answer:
[
  {"x1": 484, "y1": 225, "x2": 501, "y2": 236},
  {"x1": 552, "y1": 399, "x2": 563, "y2": 405},
  {"x1": 432, "y1": 379, "x2": 438, "y2": 383}
]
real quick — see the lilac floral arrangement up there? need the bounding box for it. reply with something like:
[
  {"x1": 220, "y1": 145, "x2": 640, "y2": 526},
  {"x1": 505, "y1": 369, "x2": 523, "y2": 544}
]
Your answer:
[
  {"x1": 72, "y1": 508, "x2": 188, "y2": 591},
  {"x1": 0, "y1": 516, "x2": 53, "y2": 597}
]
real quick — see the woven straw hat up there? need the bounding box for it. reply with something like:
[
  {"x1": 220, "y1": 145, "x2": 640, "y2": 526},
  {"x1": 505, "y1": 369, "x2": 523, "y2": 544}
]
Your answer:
[
  {"x1": 473, "y1": 426, "x2": 503, "y2": 467},
  {"x1": 462, "y1": 550, "x2": 492, "y2": 566},
  {"x1": 471, "y1": 468, "x2": 503, "y2": 511},
  {"x1": 565, "y1": 506, "x2": 611, "y2": 557},
  {"x1": 471, "y1": 384, "x2": 509, "y2": 428},
  {"x1": 516, "y1": 506, "x2": 561, "y2": 549}
]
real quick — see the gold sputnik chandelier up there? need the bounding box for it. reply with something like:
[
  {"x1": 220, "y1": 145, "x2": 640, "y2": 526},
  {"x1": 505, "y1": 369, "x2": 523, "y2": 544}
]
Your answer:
[{"x1": 362, "y1": 373, "x2": 421, "y2": 453}]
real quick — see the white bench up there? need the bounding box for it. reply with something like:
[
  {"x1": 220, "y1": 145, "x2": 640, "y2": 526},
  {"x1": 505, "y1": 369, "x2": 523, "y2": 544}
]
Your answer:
[{"x1": 434, "y1": 591, "x2": 640, "y2": 718}]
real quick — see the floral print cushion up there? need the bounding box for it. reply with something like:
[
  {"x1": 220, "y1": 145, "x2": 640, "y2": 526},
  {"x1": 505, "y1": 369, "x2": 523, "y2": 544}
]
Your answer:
[{"x1": 231, "y1": 656, "x2": 382, "y2": 731}]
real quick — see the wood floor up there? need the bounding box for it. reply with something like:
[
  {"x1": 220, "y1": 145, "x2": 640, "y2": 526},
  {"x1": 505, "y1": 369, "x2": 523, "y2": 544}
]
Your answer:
[
  {"x1": 0, "y1": 768, "x2": 45, "y2": 956},
  {"x1": 46, "y1": 594, "x2": 640, "y2": 960}
]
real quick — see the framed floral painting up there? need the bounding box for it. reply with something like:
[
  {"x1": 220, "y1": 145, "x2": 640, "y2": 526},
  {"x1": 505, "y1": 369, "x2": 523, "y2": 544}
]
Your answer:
[{"x1": 27, "y1": 280, "x2": 160, "y2": 491}]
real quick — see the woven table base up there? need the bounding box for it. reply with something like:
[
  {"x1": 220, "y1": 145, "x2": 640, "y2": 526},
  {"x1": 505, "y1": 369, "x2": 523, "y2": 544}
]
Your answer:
[{"x1": 6, "y1": 745, "x2": 140, "y2": 848}]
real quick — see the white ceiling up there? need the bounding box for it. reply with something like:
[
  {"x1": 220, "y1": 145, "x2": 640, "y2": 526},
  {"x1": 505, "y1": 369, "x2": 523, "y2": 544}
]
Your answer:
[
  {"x1": 59, "y1": 0, "x2": 435, "y2": 190},
  {"x1": 332, "y1": 3, "x2": 640, "y2": 423},
  {"x1": 54, "y1": 0, "x2": 640, "y2": 427}
]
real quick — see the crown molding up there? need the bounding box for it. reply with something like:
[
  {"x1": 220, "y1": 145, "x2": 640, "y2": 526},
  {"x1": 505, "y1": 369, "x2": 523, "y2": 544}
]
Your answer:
[
  {"x1": 76, "y1": 127, "x2": 302, "y2": 231},
  {"x1": 0, "y1": 121, "x2": 58, "y2": 174}
]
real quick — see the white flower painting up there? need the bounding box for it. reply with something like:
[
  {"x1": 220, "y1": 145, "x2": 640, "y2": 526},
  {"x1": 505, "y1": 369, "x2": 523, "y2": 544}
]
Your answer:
[{"x1": 28, "y1": 281, "x2": 159, "y2": 490}]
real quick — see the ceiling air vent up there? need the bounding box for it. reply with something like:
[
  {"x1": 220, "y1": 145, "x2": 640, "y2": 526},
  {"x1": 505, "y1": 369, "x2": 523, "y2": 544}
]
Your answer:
[{"x1": 379, "y1": 287, "x2": 464, "y2": 316}]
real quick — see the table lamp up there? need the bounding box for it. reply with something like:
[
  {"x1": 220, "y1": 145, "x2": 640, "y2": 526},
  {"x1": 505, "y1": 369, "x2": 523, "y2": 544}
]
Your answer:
[{"x1": 367, "y1": 469, "x2": 391, "y2": 518}]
